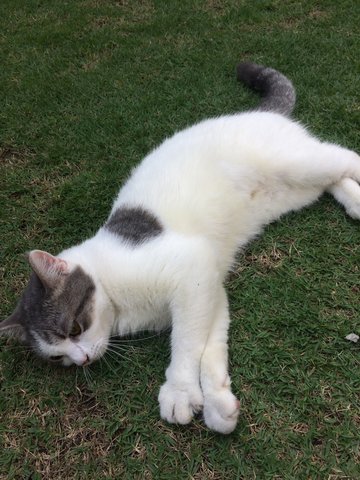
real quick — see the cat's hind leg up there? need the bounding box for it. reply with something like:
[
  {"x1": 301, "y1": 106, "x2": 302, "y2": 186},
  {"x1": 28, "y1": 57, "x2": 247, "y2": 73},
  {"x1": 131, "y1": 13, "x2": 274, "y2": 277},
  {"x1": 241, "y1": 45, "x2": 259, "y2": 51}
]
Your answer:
[
  {"x1": 280, "y1": 142, "x2": 360, "y2": 189},
  {"x1": 293, "y1": 141, "x2": 360, "y2": 219},
  {"x1": 273, "y1": 141, "x2": 360, "y2": 220},
  {"x1": 328, "y1": 177, "x2": 360, "y2": 219}
]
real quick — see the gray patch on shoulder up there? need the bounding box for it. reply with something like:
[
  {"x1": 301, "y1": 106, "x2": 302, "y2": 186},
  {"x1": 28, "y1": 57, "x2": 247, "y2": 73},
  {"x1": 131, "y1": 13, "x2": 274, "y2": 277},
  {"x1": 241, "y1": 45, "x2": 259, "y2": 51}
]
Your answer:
[{"x1": 104, "y1": 206, "x2": 163, "y2": 245}]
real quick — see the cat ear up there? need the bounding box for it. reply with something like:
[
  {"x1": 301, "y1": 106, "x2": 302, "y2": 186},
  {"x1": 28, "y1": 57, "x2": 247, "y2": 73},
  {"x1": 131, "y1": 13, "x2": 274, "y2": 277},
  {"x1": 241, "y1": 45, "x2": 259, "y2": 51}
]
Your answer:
[
  {"x1": 28, "y1": 250, "x2": 69, "y2": 289},
  {"x1": 0, "y1": 307, "x2": 25, "y2": 339}
]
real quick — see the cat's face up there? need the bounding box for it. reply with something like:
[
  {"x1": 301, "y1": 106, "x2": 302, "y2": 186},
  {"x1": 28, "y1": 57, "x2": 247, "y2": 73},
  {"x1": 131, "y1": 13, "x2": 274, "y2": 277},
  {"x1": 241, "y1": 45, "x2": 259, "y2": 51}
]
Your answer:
[{"x1": 0, "y1": 250, "x2": 114, "y2": 366}]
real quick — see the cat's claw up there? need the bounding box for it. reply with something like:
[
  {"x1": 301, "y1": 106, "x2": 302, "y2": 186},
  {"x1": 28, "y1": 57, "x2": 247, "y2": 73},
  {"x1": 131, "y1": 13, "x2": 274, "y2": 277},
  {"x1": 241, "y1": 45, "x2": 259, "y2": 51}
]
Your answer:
[
  {"x1": 158, "y1": 381, "x2": 204, "y2": 425},
  {"x1": 203, "y1": 389, "x2": 240, "y2": 434}
]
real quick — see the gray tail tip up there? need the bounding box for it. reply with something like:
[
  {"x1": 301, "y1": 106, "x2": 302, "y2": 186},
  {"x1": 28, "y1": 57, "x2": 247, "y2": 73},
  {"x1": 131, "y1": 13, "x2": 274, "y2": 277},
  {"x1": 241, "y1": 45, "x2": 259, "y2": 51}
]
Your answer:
[
  {"x1": 235, "y1": 61, "x2": 296, "y2": 115},
  {"x1": 236, "y1": 62, "x2": 264, "y2": 84}
]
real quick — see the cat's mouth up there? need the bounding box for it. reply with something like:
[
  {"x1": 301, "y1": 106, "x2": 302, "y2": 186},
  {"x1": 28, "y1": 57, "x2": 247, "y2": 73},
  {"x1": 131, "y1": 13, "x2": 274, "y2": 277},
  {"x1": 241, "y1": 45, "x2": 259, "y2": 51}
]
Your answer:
[
  {"x1": 52, "y1": 338, "x2": 108, "y2": 367},
  {"x1": 58, "y1": 352, "x2": 93, "y2": 367}
]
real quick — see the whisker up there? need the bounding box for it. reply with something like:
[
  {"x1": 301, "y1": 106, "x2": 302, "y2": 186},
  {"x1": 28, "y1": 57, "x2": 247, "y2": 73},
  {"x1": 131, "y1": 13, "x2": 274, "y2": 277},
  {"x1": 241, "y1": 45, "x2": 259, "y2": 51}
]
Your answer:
[
  {"x1": 107, "y1": 349, "x2": 126, "y2": 361},
  {"x1": 87, "y1": 367, "x2": 93, "y2": 385},
  {"x1": 82, "y1": 365, "x2": 93, "y2": 386},
  {"x1": 106, "y1": 347, "x2": 130, "y2": 362},
  {"x1": 109, "y1": 329, "x2": 169, "y2": 344},
  {"x1": 82, "y1": 366, "x2": 88, "y2": 384},
  {"x1": 101, "y1": 353, "x2": 116, "y2": 372},
  {"x1": 107, "y1": 341, "x2": 130, "y2": 349},
  {"x1": 107, "y1": 344, "x2": 136, "y2": 355}
]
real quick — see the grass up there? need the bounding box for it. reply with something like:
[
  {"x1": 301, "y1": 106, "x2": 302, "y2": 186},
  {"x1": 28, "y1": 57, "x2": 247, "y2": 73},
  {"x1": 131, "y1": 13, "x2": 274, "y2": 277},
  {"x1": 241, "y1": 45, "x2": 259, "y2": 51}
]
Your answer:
[{"x1": 0, "y1": 0, "x2": 359, "y2": 478}]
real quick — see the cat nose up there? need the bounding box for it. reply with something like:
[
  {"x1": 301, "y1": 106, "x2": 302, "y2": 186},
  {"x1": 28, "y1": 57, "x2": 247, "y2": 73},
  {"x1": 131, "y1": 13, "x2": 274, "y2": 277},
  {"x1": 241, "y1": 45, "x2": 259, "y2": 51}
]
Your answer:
[{"x1": 82, "y1": 354, "x2": 90, "y2": 366}]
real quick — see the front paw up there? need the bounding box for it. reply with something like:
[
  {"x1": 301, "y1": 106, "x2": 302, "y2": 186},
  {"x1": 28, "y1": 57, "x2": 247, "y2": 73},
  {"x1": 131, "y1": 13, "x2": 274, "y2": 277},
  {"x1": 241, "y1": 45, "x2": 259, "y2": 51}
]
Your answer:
[
  {"x1": 158, "y1": 381, "x2": 204, "y2": 425},
  {"x1": 203, "y1": 388, "x2": 240, "y2": 434}
]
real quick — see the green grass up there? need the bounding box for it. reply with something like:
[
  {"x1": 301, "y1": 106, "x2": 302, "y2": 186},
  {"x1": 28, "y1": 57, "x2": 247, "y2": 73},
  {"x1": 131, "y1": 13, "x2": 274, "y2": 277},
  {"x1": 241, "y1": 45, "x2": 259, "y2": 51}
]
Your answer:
[{"x1": 0, "y1": 0, "x2": 359, "y2": 478}]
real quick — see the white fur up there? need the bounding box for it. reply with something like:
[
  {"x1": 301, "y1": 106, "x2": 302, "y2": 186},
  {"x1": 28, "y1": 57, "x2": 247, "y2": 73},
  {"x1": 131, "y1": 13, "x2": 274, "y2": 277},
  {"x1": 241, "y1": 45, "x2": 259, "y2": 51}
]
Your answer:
[{"x1": 55, "y1": 111, "x2": 360, "y2": 433}]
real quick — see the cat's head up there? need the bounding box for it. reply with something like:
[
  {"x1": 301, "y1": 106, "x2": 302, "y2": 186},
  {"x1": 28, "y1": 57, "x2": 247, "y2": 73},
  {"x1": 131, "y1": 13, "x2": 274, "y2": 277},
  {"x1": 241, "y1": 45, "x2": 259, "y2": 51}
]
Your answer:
[{"x1": 0, "y1": 250, "x2": 114, "y2": 366}]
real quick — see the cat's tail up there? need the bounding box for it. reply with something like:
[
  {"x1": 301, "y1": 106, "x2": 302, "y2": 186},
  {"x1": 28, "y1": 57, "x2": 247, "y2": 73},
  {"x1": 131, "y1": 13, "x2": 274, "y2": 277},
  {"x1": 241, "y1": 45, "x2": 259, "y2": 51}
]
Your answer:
[{"x1": 236, "y1": 62, "x2": 296, "y2": 116}]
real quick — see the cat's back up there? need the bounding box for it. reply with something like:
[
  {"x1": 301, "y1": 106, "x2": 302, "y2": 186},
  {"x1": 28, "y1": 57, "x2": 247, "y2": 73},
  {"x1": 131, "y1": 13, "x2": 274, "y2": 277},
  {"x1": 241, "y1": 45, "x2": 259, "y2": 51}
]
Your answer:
[
  {"x1": 135, "y1": 111, "x2": 308, "y2": 174},
  {"x1": 110, "y1": 111, "x2": 311, "y2": 243},
  {"x1": 117, "y1": 111, "x2": 308, "y2": 199}
]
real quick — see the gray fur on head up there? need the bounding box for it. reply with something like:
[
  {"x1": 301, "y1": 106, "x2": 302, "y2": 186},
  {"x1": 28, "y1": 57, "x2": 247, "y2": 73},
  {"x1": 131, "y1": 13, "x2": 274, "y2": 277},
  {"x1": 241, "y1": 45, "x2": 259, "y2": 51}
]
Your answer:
[
  {"x1": 236, "y1": 62, "x2": 296, "y2": 116},
  {"x1": 0, "y1": 252, "x2": 95, "y2": 358}
]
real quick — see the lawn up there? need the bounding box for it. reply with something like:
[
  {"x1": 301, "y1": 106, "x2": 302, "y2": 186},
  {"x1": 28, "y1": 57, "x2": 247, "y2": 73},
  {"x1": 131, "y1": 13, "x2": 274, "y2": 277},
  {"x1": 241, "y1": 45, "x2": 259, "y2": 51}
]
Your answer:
[{"x1": 0, "y1": 0, "x2": 359, "y2": 478}]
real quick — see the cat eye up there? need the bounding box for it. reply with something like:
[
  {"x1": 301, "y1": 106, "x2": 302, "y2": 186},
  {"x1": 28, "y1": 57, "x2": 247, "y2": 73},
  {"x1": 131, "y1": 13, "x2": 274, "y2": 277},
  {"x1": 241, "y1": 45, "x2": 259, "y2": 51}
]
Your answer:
[
  {"x1": 49, "y1": 355, "x2": 64, "y2": 361},
  {"x1": 69, "y1": 321, "x2": 82, "y2": 337}
]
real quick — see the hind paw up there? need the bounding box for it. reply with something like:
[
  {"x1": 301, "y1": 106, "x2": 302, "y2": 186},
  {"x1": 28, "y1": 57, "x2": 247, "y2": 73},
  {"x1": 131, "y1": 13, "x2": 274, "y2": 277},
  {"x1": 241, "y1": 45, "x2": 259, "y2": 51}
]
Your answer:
[{"x1": 330, "y1": 178, "x2": 360, "y2": 220}]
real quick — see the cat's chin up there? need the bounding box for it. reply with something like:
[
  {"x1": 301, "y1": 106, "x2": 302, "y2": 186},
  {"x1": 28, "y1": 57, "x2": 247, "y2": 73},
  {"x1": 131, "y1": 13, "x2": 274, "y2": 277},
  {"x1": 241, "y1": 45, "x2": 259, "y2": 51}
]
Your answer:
[{"x1": 62, "y1": 356, "x2": 75, "y2": 367}]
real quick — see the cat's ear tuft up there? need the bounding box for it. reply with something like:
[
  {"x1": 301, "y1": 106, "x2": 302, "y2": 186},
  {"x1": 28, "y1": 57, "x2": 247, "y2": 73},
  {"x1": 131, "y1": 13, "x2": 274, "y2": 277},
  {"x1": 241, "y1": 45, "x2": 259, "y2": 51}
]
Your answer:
[
  {"x1": 28, "y1": 250, "x2": 69, "y2": 289},
  {"x1": 0, "y1": 308, "x2": 25, "y2": 340}
]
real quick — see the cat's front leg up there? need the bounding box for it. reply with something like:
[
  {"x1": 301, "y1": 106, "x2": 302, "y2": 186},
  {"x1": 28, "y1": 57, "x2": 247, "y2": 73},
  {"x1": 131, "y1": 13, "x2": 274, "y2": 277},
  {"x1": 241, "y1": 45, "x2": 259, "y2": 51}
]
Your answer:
[
  {"x1": 200, "y1": 286, "x2": 240, "y2": 434},
  {"x1": 158, "y1": 376, "x2": 204, "y2": 425},
  {"x1": 158, "y1": 267, "x2": 219, "y2": 427},
  {"x1": 158, "y1": 278, "x2": 239, "y2": 433}
]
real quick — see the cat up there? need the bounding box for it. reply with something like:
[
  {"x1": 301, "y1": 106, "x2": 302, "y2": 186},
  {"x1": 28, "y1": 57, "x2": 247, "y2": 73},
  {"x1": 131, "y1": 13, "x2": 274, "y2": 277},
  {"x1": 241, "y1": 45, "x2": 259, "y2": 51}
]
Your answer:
[{"x1": 1, "y1": 62, "x2": 360, "y2": 434}]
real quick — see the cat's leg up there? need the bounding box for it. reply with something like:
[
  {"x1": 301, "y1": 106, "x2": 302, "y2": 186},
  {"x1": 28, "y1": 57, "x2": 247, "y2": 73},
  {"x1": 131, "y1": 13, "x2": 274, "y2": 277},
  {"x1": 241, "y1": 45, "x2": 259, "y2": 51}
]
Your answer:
[
  {"x1": 280, "y1": 142, "x2": 360, "y2": 189},
  {"x1": 158, "y1": 260, "x2": 220, "y2": 426},
  {"x1": 270, "y1": 142, "x2": 360, "y2": 220},
  {"x1": 200, "y1": 286, "x2": 240, "y2": 434},
  {"x1": 287, "y1": 142, "x2": 360, "y2": 219},
  {"x1": 328, "y1": 177, "x2": 360, "y2": 219}
]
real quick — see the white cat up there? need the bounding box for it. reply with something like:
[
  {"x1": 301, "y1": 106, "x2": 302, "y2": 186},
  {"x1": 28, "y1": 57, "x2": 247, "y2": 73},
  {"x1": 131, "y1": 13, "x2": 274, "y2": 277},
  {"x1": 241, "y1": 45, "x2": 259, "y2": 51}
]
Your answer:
[{"x1": 1, "y1": 62, "x2": 360, "y2": 434}]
